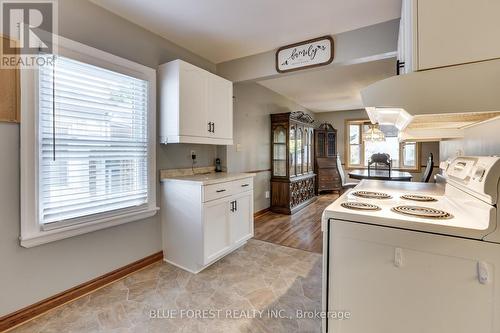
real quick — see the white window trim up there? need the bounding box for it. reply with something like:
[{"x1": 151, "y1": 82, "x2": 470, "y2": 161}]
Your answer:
[
  {"x1": 344, "y1": 119, "x2": 420, "y2": 171},
  {"x1": 20, "y1": 35, "x2": 158, "y2": 248}
]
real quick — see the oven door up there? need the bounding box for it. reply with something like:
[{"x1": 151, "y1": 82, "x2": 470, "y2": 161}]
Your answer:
[{"x1": 325, "y1": 219, "x2": 500, "y2": 333}]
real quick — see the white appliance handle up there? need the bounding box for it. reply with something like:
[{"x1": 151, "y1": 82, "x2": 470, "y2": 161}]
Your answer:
[{"x1": 477, "y1": 261, "x2": 490, "y2": 284}]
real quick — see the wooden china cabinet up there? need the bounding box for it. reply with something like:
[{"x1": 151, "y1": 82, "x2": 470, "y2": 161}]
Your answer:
[
  {"x1": 270, "y1": 112, "x2": 316, "y2": 215},
  {"x1": 314, "y1": 123, "x2": 341, "y2": 193}
]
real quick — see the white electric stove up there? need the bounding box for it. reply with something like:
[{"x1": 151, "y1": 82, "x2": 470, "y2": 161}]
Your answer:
[{"x1": 322, "y1": 156, "x2": 500, "y2": 333}]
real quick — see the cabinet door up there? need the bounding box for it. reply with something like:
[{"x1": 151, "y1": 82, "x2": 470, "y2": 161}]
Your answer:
[
  {"x1": 203, "y1": 199, "x2": 230, "y2": 265},
  {"x1": 207, "y1": 74, "x2": 233, "y2": 139},
  {"x1": 230, "y1": 192, "x2": 253, "y2": 245},
  {"x1": 179, "y1": 64, "x2": 209, "y2": 137},
  {"x1": 328, "y1": 221, "x2": 499, "y2": 333},
  {"x1": 417, "y1": 0, "x2": 500, "y2": 70}
]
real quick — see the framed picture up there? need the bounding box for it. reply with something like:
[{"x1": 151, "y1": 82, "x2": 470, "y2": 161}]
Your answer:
[{"x1": 276, "y1": 36, "x2": 334, "y2": 73}]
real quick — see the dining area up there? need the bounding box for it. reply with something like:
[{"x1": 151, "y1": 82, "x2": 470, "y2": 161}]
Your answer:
[{"x1": 333, "y1": 121, "x2": 437, "y2": 193}]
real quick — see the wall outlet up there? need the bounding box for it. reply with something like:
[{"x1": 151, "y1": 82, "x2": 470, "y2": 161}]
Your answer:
[
  {"x1": 190, "y1": 150, "x2": 197, "y2": 161},
  {"x1": 265, "y1": 191, "x2": 270, "y2": 199},
  {"x1": 236, "y1": 143, "x2": 242, "y2": 152}
]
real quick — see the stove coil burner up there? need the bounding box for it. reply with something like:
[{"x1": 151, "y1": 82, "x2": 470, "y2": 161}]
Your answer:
[
  {"x1": 392, "y1": 206, "x2": 453, "y2": 219},
  {"x1": 400, "y1": 194, "x2": 437, "y2": 202},
  {"x1": 341, "y1": 202, "x2": 381, "y2": 211},
  {"x1": 352, "y1": 191, "x2": 392, "y2": 199}
]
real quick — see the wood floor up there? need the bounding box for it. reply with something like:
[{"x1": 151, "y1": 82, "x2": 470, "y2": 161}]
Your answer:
[{"x1": 254, "y1": 193, "x2": 339, "y2": 254}]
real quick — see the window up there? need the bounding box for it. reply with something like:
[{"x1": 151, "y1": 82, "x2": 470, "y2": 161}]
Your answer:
[
  {"x1": 20, "y1": 36, "x2": 157, "y2": 247},
  {"x1": 345, "y1": 120, "x2": 419, "y2": 170}
]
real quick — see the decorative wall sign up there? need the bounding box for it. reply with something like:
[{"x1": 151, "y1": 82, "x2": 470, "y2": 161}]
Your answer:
[{"x1": 276, "y1": 36, "x2": 334, "y2": 73}]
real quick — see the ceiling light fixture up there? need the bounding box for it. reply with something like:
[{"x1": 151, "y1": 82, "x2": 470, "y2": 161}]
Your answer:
[{"x1": 363, "y1": 123, "x2": 386, "y2": 142}]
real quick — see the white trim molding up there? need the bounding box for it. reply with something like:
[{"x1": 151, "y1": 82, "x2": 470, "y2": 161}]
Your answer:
[{"x1": 20, "y1": 35, "x2": 158, "y2": 247}]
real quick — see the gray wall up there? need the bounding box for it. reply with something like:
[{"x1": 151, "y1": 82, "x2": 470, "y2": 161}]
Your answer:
[
  {"x1": 217, "y1": 19, "x2": 399, "y2": 83},
  {"x1": 440, "y1": 117, "x2": 500, "y2": 161},
  {"x1": 314, "y1": 109, "x2": 440, "y2": 181},
  {"x1": 227, "y1": 82, "x2": 311, "y2": 212},
  {"x1": 0, "y1": 0, "x2": 216, "y2": 316}
]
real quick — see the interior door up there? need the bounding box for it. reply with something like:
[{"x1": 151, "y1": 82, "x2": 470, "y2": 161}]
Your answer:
[
  {"x1": 327, "y1": 220, "x2": 499, "y2": 333},
  {"x1": 179, "y1": 64, "x2": 208, "y2": 137},
  {"x1": 207, "y1": 74, "x2": 232, "y2": 139},
  {"x1": 203, "y1": 199, "x2": 230, "y2": 265},
  {"x1": 230, "y1": 192, "x2": 253, "y2": 245}
]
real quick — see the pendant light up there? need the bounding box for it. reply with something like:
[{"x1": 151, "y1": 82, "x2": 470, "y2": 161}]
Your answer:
[{"x1": 363, "y1": 123, "x2": 386, "y2": 142}]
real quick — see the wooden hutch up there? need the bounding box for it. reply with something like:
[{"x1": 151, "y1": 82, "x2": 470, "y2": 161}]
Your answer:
[
  {"x1": 270, "y1": 112, "x2": 316, "y2": 215},
  {"x1": 314, "y1": 123, "x2": 341, "y2": 193}
]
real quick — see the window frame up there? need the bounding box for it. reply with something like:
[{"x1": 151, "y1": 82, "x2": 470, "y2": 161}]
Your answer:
[
  {"x1": 344, "y1": 119, "x2": 420, "y2": 172},
  {"x1": 20, "y1": 35, "x2": 157, "y2": 248}
]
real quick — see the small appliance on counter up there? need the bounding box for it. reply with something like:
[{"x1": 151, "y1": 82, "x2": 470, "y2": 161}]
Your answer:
[{"x1": 215, "y1": 158, "x2": 222, "y2": 172}]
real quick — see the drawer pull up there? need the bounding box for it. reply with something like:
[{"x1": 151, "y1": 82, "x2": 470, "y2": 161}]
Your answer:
[
  {"x1": 216, "y1": 189, "x2": 226, "y2": 193},
  {"x1": 241, "y1": 184, "x2": 249, "y2": 187}
]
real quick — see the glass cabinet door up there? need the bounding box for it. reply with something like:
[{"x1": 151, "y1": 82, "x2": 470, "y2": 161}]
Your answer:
[
  {"x1": 272, "y1": 126, "x2": 286, "y2": 177},
  {"x1": 304, "y1": 129, "x2": 312, "y2": 173},
  {"x1": 309, "y1": 129, "x2": 314, "y2": 172},
  {"x1": 317, "y1": 132, "x2": 325, "y2": 158},
  {"x1": 289, "y1": 126, "x2": 296, "y2": 177},
  {"x1": 296, "y1": 128, "x2": 303, "y2": 174},
  {"x1": 327, "y1": 132, "x2": 336, "y2": 157},
  {"x1": 304, "y1": 130, "x2": 309, "y2": 172}
]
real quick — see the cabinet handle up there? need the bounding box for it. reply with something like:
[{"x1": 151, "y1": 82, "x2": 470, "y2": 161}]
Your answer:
[
  {"x1": 235, "y1": 200, "x2": 238, "y2": 211},
  {"x1": 208, "y1": 122, "x2": 212, "y2": 132},
  {"x1": 230, "y1": 201, "x2": 234, "y2": 212},
  {"x1": 212, "y1": 122, "x2": 215, "y2": 133},
  {"x1": 241, "y1": 184, "x2": 249, "y2": 187},
  {"x1": 396, "y1": 60, "x2": 405, "y2": 75},
  {"x1": 216, "y1": 189, "x2": 226, "y2": 193}
]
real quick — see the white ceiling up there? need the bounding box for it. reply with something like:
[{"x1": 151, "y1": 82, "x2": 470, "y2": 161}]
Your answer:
[
  {"x1": 91, "y1": 0, "x2": 401, "y2": 63},
  {"x1": 258, "y1": 58, "x2": 396, "y2": 112}
]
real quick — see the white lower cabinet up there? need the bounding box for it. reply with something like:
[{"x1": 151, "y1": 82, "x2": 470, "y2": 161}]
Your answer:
[
  {"x1": 230, "y1": 191, "x2": 253, "y2": 245},
  {"x1": 161, "y1": 175, "x2": 254, "y2": 273},
  {"x1": 203, "y1": 199, "x2": 231, "y2": 265}
]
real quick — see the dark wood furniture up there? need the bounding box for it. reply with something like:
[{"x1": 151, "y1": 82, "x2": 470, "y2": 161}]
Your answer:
[
  {"x1": 271, "y1": 112, "x2": 316, "y2": 215},
  {"x1": 314, "y1": 123, "x2": 341, "y2": 193},
  {"x1": 348, "y1": 169, "x2": 413, "y2": 181}
]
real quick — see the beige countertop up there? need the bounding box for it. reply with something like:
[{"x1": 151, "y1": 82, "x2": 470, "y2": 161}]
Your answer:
[{"x1": 160, "y1": 172, "x2": 255, "y2": 185}]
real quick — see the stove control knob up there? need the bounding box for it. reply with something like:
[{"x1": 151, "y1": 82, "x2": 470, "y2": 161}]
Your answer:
[{"x1": 473, "y1": 167, "x2": 486, "y2": 182}]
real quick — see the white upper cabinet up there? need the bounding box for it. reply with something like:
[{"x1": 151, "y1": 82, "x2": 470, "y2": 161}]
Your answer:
[
  {"x1": 207, "y1": 74, "x2": 233, "y2": 140},
  {"x1": 159, "y1": 59, "x2": 233, "y2": 145},
  {"x1": 398, "y1": 0, "x2": 500, "y2": 73}
]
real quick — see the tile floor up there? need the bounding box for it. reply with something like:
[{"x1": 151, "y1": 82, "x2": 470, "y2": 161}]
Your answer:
[{"x1": 10, "y1": 240, "x2": 322, "y2": 333}]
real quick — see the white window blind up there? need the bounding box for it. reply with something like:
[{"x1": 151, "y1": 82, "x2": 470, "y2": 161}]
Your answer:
[{"x1": 38, "y1": 55, "x2": 149, "y2": 225}]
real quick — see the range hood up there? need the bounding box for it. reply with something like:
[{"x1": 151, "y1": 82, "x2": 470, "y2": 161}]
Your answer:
[
  {"x1": 361, "y1": 58, "x2": 500, "y2": 115},
  {"x1": 398, "y1": 112, "x2": 500, "y2": 142},
  {"x1": 361, "y1": 58, "x2": 500, "y2": 141}
]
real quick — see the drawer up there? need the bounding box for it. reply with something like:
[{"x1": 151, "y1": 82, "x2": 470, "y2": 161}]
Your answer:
[
  {"x1": 203, "y1": 177, "x2": 253, "y2": 202},
  {"x1": 232, "y1": 177, "x2": 254, "y2": 193},
  {"x1": 204, "y1": 183, "x2": 234, "y2": 202}
]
